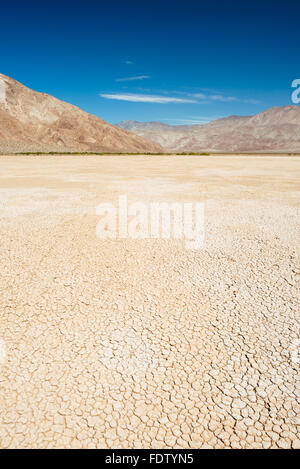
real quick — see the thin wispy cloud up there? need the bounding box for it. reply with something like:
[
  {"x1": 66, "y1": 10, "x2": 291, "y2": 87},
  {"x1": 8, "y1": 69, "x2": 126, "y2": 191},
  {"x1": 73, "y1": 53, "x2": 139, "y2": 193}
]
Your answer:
[
  {"x1": 193, "y1": 93, "x2": 238, "y2": 102},
  {"x1": 100, "y1": 93, "x2": 197, "y2": 103},
  {"x1": 100, "y1": 88, "x2": 260, "y2": 106},
  {"x1": 192, "y1": 92, "x2": 260, "y2": 104},
  {"x1": 115, "y1": 75, "x2": 151, "y2": 82},
  {"x1": 192, "y1": 93, "x2": 207, "y2": 99},
  {"x1": 124, "y1": 60, "x2": 133, "y2": 65},
  {"x1": 210, "y1": 95, "x2": 239, "y2": 102}
]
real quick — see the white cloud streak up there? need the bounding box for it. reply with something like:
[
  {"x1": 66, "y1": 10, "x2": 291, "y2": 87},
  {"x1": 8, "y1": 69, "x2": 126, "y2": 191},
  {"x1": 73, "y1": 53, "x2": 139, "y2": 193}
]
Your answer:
[
  {"x1": 192, "y1": 93, "x2": 207, "y2": 99},
  {"x1": 193, "y1": 93, "x2": 238, "y2": 102},
  {"x1": 115, "y1": 75, "x2": 151, "y2": 82},
  {"x1": 192, "y1": 92, "x2": 260, "y2": 104},
  {"x1": 100, "y1": 93, "x2": 197, "y2": 103},
  {"x1": 210, "y1": 95, "x2": 239, "y2": 102}
]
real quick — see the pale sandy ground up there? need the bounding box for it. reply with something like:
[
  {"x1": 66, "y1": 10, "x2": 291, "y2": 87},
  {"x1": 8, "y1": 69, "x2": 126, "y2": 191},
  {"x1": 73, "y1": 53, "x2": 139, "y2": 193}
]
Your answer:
[{"x1": 0, "y1": 154, "x2": 299, "y2": 449}]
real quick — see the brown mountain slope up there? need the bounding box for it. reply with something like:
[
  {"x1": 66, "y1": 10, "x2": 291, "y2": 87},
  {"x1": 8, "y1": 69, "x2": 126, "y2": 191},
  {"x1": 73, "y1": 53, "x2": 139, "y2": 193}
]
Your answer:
[
  {"x1": 0, "y1": 74, "x2": 163, "y2": 153},
  {"x1": 117, "y1": 106, "x2": 300, "y2": 152}
]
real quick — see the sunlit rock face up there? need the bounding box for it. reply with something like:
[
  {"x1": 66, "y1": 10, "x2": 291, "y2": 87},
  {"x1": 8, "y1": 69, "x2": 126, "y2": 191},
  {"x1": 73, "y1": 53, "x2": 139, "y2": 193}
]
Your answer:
[{"x1": 0, "y1": 73, "x2": 163, "y2": 154}]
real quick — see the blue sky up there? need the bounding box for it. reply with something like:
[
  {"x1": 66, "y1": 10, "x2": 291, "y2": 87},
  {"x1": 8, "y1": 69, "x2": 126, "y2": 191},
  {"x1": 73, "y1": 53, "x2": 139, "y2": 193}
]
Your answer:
[{"x1": 1, "y1": 0, "x2": 299, "y2": 124}]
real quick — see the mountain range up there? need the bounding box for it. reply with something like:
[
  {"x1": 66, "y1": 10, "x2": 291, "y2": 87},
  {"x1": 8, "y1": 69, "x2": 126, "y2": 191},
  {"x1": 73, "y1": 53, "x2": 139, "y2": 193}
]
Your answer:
[
  {"x1": 0, "y1": 73, "x2": 299, "y2": 154},
  {"x1": 0, "y1": 74, "x2": 162, "y2": 153},
  {"x1": 117, "y1": 106, "x2": 300, "y2": 152}
]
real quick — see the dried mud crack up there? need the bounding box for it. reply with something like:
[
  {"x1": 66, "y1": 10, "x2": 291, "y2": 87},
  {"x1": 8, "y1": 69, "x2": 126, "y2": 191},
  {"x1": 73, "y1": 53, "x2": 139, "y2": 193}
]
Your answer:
[{"x1": 0, "y1": 154, "x2": 299, "y2": 449}]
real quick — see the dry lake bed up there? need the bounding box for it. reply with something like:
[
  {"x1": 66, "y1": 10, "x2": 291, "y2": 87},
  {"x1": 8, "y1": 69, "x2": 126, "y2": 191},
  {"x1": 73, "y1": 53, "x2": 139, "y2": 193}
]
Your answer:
[{"x1": 0, "y1": 154, "x2": 299, "y2": 448}]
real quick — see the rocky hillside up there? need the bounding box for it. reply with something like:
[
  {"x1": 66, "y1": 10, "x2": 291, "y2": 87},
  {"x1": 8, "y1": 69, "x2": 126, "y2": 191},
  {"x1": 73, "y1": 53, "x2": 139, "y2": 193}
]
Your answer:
[
  {"x1": 117, "y1": 106, "x2": 300, "y2": 152},
  {"x1": 0, "y1": 74, "x2": 163, "y2": 153}
]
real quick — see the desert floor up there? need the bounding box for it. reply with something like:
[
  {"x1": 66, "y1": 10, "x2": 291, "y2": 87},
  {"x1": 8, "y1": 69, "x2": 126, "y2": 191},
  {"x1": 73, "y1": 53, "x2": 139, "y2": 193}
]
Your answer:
[{"x1": 0, "y1": 154, "x2": 299, "y2": 449}]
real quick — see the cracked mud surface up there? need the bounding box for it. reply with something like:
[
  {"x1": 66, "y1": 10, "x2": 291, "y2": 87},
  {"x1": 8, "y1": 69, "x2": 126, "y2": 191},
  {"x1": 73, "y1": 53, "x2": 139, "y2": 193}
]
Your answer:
[{"x1": 0, "y1": 154, "x2": 299, "y2": 448}]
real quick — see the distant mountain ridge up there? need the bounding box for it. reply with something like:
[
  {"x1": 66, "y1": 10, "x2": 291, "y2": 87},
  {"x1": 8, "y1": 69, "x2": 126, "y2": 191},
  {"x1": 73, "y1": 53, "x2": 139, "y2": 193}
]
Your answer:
[
  {"x1": 117, "y1": 106, "x2": 300, "y2": 152},
  {"x1": 0, "y1": 74, "x2": 163, "y2": 153},
  {"x1": 1, "y1": 73, "x2": 299, "y2": 154}
]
